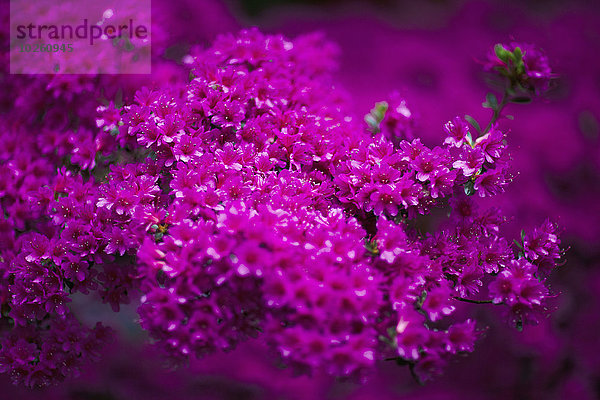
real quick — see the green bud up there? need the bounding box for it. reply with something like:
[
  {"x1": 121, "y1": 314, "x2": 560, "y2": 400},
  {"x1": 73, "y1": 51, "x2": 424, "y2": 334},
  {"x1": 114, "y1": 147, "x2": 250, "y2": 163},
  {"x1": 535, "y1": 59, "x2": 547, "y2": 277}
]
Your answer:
[
  {"x1": 365, "y1": 101, "x2": 389, "y2": 133},
  {"x1": 373, "y1": 101, "x2": 388, "y2": 120},
  {"x1": 494, "y1": 44, "x2": 511, "y2": 63},
  {"x1": 513, "y1": 47, "x2": 522, "y2": 62}
]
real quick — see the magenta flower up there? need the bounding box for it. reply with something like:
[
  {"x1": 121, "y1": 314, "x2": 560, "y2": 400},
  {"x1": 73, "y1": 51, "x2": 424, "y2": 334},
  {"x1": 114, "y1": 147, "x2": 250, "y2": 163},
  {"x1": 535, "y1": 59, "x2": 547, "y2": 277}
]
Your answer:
[
  {"x1": 429, "y1": 168, "x2": 457, "y2": 199},
  {"x1": 489, "y1": 270, "x2": 519, "y2": 305},
  {"x1": 158, "y1": 114, "x2": 185, "y2": 145},
  {"x1": 368, "y1": 184, "x2": 401, "y2": 216},
  {"x1": 396, "y1": 307, "x2": 428, "y2": 360},
  {"x1": 69, "y1": 130, "x2": 98, "y2": 170},
  {"x1": 399, "y1": 138, "x2": 427, "y2": 161},
  {"x1": 479, "y1": 237, "x2": 511, "y2": 273},
  {"x1": 517, "y1": 278, "x2": 548, "y2": 306},
  {"x1": 445, "y1": 319, "x2": 477, "y2": 354},
  {"x1": 60, "y1": 253, "x2": 89, "y2": 282},
  {"x1": 173, "y1": 135, "x2": 202, "y2": 163},
  {"x1": 455, "y1": 261, "x2": 483, "y2": 297},
  {"x1": 519, "y1": 43, "x2": 553, "y2": 92},
  {"x1": 96, "y1": 182, "x2": 139, "y2": 216},
  {"x1": 422, "y1": 284, "x2": 455, "y2": 322},
  {"x1": 474, "y1": 169, "x2": 508, "y2": 197},
  {"x1": 412, "y1": 149, "x2": 443, "y2": 182},
  {"x1": 453, "y1": 147, "x2": 485, "y2": 177},
  {"x1": 23, "y1": 233, "x2": 52, "y2": 263},
  {"x1": 475, "y1": 127, "x2": 505, "y2": 163},
  {"x1": 104, "y1": 227, "x2": 134, "y2": 256},
  {"x1": 523, "y1": 219, "x2": 561, "y2": 261},
  {"x1": 443, "y1": 116, "x2": 470, "y2": 147},
  {"x1": 137, "y1": 122, "x2": 162, "y2": 148}
]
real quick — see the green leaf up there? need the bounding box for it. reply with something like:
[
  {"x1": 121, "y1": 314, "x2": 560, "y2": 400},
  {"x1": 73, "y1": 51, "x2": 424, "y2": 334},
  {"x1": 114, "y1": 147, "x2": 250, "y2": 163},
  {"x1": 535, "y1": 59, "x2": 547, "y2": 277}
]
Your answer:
[
  {"x1": 465, "y1": 131, "x2": 475, "y2": 148},
  {"x1": 464, "y1": 115, "x2": 481, "y2": 134},
  {"x1": 482, "y1": 92, "x2": 498, "y2": 110},
  {"x1": 365, "y1": 114, "x2": 378, "y2": 130},
  {"x1": 486, "y1": 93, "x2": 498, "y2": 110},
  {"x1": 464, "y1": 180, "x2": 475, "y2": 196}
]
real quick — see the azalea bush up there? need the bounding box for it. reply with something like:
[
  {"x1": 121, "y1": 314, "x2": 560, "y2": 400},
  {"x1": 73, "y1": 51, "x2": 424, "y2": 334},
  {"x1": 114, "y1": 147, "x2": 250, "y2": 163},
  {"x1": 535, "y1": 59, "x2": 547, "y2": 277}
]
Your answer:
[{"x1": 0, "y1": 20, "x2": 566, "y2": 390}]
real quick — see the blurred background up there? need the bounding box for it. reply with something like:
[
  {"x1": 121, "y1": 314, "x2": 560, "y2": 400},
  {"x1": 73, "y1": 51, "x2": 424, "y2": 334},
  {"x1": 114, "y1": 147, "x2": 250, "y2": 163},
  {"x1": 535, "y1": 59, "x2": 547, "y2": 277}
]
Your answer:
[{"x1": 3, "y1": 0, "x2": 600, "y2": 398}]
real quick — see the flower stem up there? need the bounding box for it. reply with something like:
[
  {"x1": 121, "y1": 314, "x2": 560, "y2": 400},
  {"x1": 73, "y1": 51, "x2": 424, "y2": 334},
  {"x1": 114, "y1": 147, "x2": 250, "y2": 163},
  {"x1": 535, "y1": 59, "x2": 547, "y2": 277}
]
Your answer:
[
  {"x1": 409, "y1": 362, "x2": 424, "y2": 386},
  {"x1": 483, "y1": 90, "x2": 509, "y2": 134}
]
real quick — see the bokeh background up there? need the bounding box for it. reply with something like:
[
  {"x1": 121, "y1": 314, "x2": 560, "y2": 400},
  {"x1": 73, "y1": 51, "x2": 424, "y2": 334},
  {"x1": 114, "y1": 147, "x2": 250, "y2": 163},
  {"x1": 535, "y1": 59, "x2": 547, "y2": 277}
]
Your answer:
[{"x1": 2, "y1": 0, "x2": 600, "y2": 398}]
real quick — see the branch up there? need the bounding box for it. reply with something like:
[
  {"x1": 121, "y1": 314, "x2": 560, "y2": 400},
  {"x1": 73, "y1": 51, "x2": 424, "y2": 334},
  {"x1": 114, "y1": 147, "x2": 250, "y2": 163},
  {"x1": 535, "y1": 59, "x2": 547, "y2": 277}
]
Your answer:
[{"x1": 452, "y1": 296, "x2": 494, "y2": 304}]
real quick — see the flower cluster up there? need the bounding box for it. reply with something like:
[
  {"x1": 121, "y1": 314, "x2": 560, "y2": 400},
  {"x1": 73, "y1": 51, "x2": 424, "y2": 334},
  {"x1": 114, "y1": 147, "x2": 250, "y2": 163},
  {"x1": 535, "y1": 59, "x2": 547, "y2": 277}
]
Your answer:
[
  {"x1": 333, "y1": 116, "x2": 510, "y2": 221},
  {"x1": 0, "y1": 3, "x2": 187, "y2": 386},
  {"x1": 485, "y1": 219, "x2": 563, "y2": 327},
  {"x1": 0, "y1": 123, "x2": 145, "y2": 386},
  {"x1": 109, "y1": 30, "x2": 558, "y2": 380},
  {"x1": 0, "y1": 316, "x2": 112, "y2": 387},
  {"x1": 0, "y1": 26, "x2": 562, "y2": 388},
  {"x1": 484, "y1": 42, "x2": 553, "y2": 95}
]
